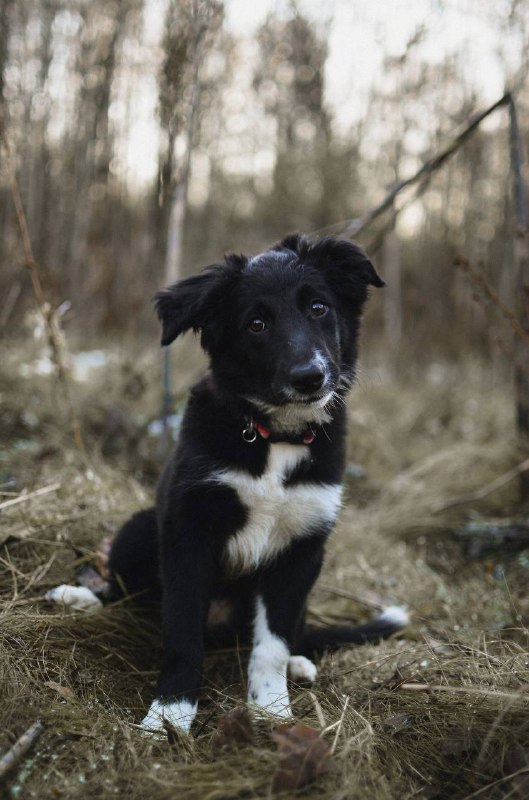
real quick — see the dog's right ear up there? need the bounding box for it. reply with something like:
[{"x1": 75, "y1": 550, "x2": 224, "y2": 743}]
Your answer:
[{"x1": 154, "y1": 257, "x2": 245, "y2": 346}]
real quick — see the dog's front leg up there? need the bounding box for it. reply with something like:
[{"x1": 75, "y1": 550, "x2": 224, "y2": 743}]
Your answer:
[
  {"x1": 247, "y1": 538, "x2": 324, "y2": 719},
  {"x1": 141, "y1": 500, "x2": 218, "y2": 736}
]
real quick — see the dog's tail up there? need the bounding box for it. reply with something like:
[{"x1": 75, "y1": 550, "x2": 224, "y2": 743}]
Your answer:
[{"x1": 297, "y1": 605, "x2": 409, "y2": 657}]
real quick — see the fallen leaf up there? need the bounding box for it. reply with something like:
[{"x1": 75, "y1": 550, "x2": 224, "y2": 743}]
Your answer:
[
  {"x1": 212, "y1": 708, "x2": 254, "y2": 752},
  {"x1": 44, "y1": 681, "x2": 76, "y2": 701},
  {"x1": 271, "y1": 723, "x2": 333, "y2": 793}
]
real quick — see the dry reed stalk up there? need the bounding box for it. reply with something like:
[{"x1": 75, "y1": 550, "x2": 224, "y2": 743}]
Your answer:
[
  {"x1": 0, "y1": 112, "x2": 84, "y2": 451},
  {"x1": 0, "y1": 720, "x2": 44, "y2": 780},
  {"x1": 454, "y1": 256, "x2": 529, "y2": 348},
  {"x1": 0, "y1": 483, "x2": 61, "y2": 512},
  {"x1": 433, "y1": 457, "x2": 529, "y2": 512}
]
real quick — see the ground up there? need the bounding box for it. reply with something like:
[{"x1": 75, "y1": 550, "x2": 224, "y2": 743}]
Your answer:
[{"x1": 1, "y1": 338, "x2": 529, "y2": 799}]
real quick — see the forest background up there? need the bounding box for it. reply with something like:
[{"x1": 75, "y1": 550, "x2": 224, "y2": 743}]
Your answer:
[
  {"x1": 2, "y1": 0, "x2": 528, "y2": 360},
  {"x1": 3, "y1": 2, "x2": 529, "y2": 799}
]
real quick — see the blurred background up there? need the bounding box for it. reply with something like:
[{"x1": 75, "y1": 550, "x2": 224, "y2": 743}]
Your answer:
[{"x1": 1, "y1": 0, "x2": 528, "y2": 363}]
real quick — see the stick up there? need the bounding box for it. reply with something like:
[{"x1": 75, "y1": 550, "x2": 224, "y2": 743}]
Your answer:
[
  {"x1": 398, "y1": 683, "x2": 529, "y2": 702},
  {"x1": 314, "y1": 584, "x2": 384, "y2": 611},
  {"x1": 0, "y1": 483, "x2": 61, "y2": 512},
  {"x1": 0, "y1": 720, "x2": 44, "y2": 780},
  {"x1": 311, "y1": 93, "x2": 512, "y2": 241},
  {"x1": 0, "y1": 112, "x2": 84, "y2": 451},
  {"x1": 433, "y1": 458, "x2": 529, "y2": 512},
  {"x1": 454, "y1": 256, "x2": 529, "y2": 348},
  {"x1": 331, "y1": 696, "x2": 349, "y2": 755}
]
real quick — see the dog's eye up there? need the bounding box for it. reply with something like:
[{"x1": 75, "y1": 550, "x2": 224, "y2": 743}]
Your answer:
[
  {"x1": 310, "y1": 301, "x2": 328, "y2": 318},
  {"x1": 248, "y1": 318, "x2": 266, "y2": 333}
]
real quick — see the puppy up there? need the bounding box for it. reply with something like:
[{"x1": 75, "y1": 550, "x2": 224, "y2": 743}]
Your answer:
[{"x1": 48, "y1": 234, "x2": 407, "y2": 735}]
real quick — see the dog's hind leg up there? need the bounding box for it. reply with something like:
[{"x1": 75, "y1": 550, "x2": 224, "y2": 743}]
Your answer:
[
  {"x1": 107, "y1": 507, "x2": 161, "y2": 603},
  {"x1": 46, "y1": 507, "x2": 161, "y2": 612}
]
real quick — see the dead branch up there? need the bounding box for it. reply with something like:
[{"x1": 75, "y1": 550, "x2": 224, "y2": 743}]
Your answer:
[
  {"x1": 312, "y1": 93, "x2": 512, "y2": 240},
  {"x1": 0, "y1": 720, "x2": 44, "y2": 780},
  {"x1": 0, "y1": 112, "x2": 84, "y2": 451},
  {"x1": 454, "y1": 256, "x2": 529, "y2": 348},
  {"x1": 398, "y1": 683, "x2": 529, "y2": 703},
  {"x1": 433, "y1": 458, "x2": 529, "y2": 513},
  {"x1": 0, "y1": 483, "x2": 61, "y2": 512}
]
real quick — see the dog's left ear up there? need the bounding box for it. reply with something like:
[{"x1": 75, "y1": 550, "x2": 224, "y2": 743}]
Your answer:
[
  {"x1": 273, "y1": 232, "x2": 311, "y2": 256},
  {"x1": 311, "y1": 236, "x2": 385, "y2": 292}
]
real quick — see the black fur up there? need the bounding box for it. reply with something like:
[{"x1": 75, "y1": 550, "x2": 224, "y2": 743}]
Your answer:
[{"x1": 108, "y1": 234, "x2": 403, "y2": 729}]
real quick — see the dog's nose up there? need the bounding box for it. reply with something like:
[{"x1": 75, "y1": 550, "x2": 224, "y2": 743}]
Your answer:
[{"x1": 289, "y1": 363, "x2": 326, "y2": 394}]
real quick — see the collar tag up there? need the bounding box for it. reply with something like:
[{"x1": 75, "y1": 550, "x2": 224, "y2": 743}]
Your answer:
[{"x1": 242, "y1": 424, "x2": 257, "y2": 443}]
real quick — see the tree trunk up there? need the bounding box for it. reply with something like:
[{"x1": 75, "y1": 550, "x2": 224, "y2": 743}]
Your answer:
[{"x1": 509, "y1": 97, "x2": 529, "y2": 500}]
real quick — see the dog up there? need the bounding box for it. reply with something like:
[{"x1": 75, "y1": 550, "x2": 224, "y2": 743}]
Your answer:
[{"x1": 47, "y1": 233, "x2": 408, "y2": 735}]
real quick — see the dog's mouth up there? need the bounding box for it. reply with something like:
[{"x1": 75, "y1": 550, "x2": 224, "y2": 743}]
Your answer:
[
  {"x1": 244, "y1": 388, "x2": 336, "y2": 416},
  {"x1": 298, "y1": 390, "x2": 334, "y2": 405}
]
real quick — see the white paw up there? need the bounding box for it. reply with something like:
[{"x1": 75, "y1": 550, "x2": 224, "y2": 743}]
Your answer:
[
  {"x1": 247, "y1": 668, "x2": 292, "y2": 719},
  {"x1": 140, "y1": 698, "x2": 197, "y2": 735},
  {"x1": 248, "y1": 696, "x2": 293, "y2": 720},
  {"x1": 45, "y1": 585, "x2": 103, "y2": 613},
  {"x1": 288, "y1": 655, "x2": 318, "y2": 683}
]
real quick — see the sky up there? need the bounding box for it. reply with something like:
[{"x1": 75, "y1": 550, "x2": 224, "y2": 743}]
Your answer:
[
  {"x1": 119, "y1": 0, "x2": 523, "y2": 190},
  {"x1": 224, "y1": 0, "x2": 515, "y2": 128}
]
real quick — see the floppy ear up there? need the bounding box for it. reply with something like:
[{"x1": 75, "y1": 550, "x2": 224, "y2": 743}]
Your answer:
[
  {"x1": 310, "y1": 236, "x2": 385, "y2": 291},
  {"x1": 154, "y1": 256, "x2": 245, "y2": 346},
  {"x1": 273, "y1": 232, "x2": 311, "y2": 256}
]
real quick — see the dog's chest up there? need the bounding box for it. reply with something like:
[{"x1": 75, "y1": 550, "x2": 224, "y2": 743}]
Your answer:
[{"x1": 214, "y1": 443, "x2": 342, "y2": 573}]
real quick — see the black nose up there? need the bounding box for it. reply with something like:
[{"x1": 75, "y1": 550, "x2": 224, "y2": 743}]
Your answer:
[{"x1": 289, "y1": 363, "x2": 326, "y2": 395}]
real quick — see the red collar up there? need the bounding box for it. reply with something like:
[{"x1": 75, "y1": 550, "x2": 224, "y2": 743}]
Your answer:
[{"x1": 253, "y1": 421, "x2": 316, "y2": 445}]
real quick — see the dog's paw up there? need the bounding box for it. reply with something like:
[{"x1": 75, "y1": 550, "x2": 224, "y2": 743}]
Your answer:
[
  {"x1": 140, "y1": 698, "x2": 197, "y2": 736},
  {"x1": 45, "y1": 585, "x2": 103, "y2": 613},
  {"x1": 248, "y1": 697, "x2": 293, "y2": 720},
  {"x1": 288, "y1": 655, "x2": 318, "y2": 683},
  {"x1": 247, "y1": 672, "x2": 292, "y2": 720}
]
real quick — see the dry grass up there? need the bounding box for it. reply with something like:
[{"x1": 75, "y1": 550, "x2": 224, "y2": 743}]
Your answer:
[{"x1": 1, "y1": 341, "x2": 529, "y2": 799}]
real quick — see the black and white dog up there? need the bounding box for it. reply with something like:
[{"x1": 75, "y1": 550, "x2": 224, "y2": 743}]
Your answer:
[{"x1": 48, "y1": 234, "x2": 407, "y2": 734}]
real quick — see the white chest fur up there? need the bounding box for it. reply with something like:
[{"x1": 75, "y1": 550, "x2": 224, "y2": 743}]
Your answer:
[{"x1": 213, "y1": 443, "x2": 342, "y2": 573}]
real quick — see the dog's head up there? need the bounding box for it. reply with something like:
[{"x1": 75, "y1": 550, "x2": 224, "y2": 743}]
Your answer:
[{"x1": 155, "y1": 234, "x2": 383, "y2": 428}]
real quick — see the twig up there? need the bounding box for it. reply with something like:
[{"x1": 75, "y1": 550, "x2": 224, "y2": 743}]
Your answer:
[
  {"x1": 0, "y1": 720, "x2": 44, "y2": 780},
  {"x1": 308, "y1": 692, "x2": 326, "y2": 729},
  {"x1": 312, "y1": 93, "x2": 512, "y2": 241},
  {"x1": 314, "y1": 584, "x2": 383, "y2": 611},
  {"x1": 0, "y1": 483, "x2": 61, "y2": 512},
  {"x1": 0, "y1": 112, "x2": 84, "y2": 451},
  {"x1": 398, "y1": 683, "x2": 529, "y2": 702},
  {"x1": 455, "y1": 256, "x2": 529, "y2": 348},
  {"x1": 460, "y1": 767, "x2": 529, "y2": 800},
  {"x1": 433, "y1": 458, "x2": 529, "y2": 512},
  {"x1": 331, "y1": 695, "x2": 349, "y2": 755}
]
